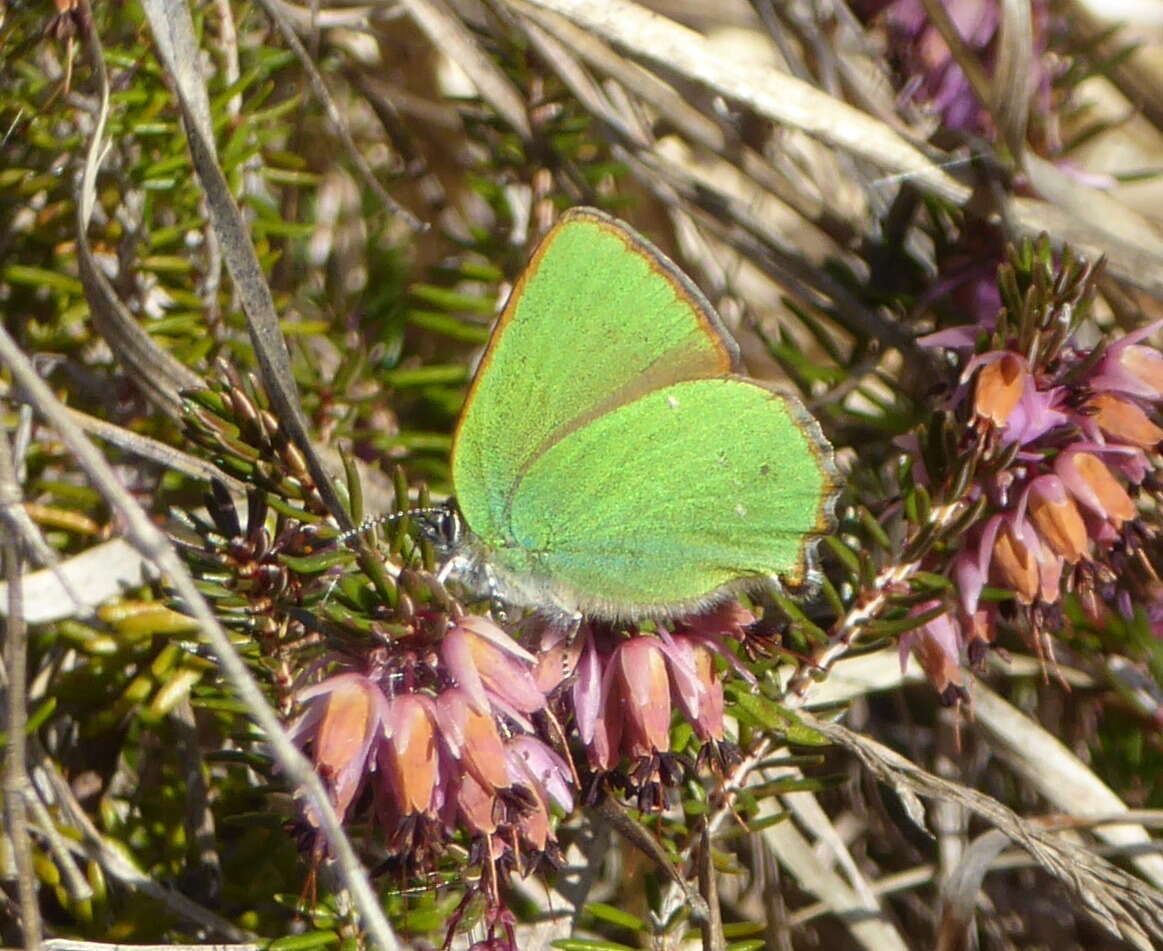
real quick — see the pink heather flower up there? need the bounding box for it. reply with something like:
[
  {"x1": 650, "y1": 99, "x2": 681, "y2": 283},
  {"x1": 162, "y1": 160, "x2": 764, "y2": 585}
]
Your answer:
[
  {"x1": 1055, "y1": 450, "x2": 1136, "y2": 529},
  {"x1": 571, "y1": 631, "x2": 605, "y2": 750},
  {"x1": 610, "y1": 637, "x2": 672, "y2": 760},
  {"x1": 505, "y1": 735, "x2": 574, "y2": 815},
  {"x1": 679, "y1": 601, "x2": 756, "y2": 640},
  {"x1": 435, "y1": 687, "x2": 511, "y2": 794},
  {"x1": 1000, "y1": 383, "x2": 1069, "y2": 446},
  {"x1": 531, "y1": 624, "x2": 584, "y2": 695},
  {"x1": 990, "y1": 515, "x2": 1040, "y2": 605},
  {"x1": 961, "y1": 352, "x2": 1070, "y2": 444},
  {"x1": 1084, "y1": 393, "x2": 1163, "y2": 449},
  {"x1": 290, "y1": 672, "x2": 389, "y2": 823},
  {"x1": 442, "y1": 616, "x2": 547, "y2": 724},
  {"x1": 574, "y1": 625, "x2": 747, "y2": 770},
  {"x1": 676, "y1": 603, "x2": 760, "y2": 684},
  {"x1": 911, "y1": 282, "x2": 1163, "y2": 696},
  {"x1": 1025, "y1": 475, "x2": 1088, "y2": 564},
  {"x1": 658, "y1": 631, "x2": 725, "y2": 741},
  {"x1": 971, "y1": 352, "x2": 1028, "y2": 427},
  {"x1": 455, "y1": 769, "x2": 499, "y2": 837},
  {"x1": 953, "y1": 514, "x2": 1003, "y2": 616},
  {"x1": 502, "y1": 736, "x2": 573, "y2": 852},
  {"x1": 380, "y1": 693, "x2": 441, "y2": 817},
  {"x1": 1090, "y1": 319, "x2": 1163, "y2": 399},
  {"x1": 899, "y1": 602, "x2": 966, "y2": 700},
  {"x1": 882, "y1": 0, "x2": 1000, "y2": 132},
  {"x1": 857, "y1": 0, "x2": 1053, "y2": 143}
]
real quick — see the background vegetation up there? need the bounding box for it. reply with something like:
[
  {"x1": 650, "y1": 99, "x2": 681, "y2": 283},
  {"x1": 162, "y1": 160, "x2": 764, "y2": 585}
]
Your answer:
[{"x1": 5, "y1": 0, "x2": 1163, "y2": 948}]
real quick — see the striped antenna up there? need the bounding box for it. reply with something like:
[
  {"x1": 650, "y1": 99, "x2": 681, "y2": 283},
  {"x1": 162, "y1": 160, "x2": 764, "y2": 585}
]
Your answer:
[{"x1": 336, "y1": 502, "x2": 462, "y2": 549}]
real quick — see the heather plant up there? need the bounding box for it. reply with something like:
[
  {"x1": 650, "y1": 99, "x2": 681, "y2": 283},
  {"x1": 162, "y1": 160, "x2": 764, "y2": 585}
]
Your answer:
[{"x1": 6, "y1": 1, "x2": 1163, "y2": 949}]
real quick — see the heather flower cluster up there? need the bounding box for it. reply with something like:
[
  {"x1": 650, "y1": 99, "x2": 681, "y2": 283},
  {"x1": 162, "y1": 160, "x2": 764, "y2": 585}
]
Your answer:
[
  {"x1": 854, "y1": 0, "x2": 1053, "y2": 146},
  {"x1": 902, "y1": 319, "x2": 1163, "y2": 699},
  {"x1": 288, "y1": 608, "x2": 748, "y2": 903}
]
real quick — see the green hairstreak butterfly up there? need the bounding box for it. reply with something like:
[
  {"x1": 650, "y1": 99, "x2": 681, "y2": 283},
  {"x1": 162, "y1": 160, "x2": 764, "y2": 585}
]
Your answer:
[{"x1": 443, "y1": 207, "x2": 837, "y2": 621}]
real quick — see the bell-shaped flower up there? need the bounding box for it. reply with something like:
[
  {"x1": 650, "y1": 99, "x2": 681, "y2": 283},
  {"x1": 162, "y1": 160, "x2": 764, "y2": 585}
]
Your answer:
[
  {"x1": 1090, "y1": 319, "x2": 1163, "y2": 399},
  {"x1": 1026, "y1": 475, "x2": 1088, "y2": 564},
  {"x1": 505, "y1": 734, "x2": 574, "y2": 814},
  {"x1": 442, "y1": 616, "x2": 546, "y2": 720},
  {"x1": 1086, "y1": 393, "x2": 1163, "y2": 448},
  {"x1": 1055, "y1": 450, "x2": 1136, "y2": 528},
  {"x1": 661, "y1": 634, "x2": 725, "y2": 741},
  {"x1": 502, "y1": 736, "x2": 572, "y2": 852},
  {"x1": 455, "y1": 770, "x2": 499, "y2": 836},
  {"x1": 571, "y1": 633, "x2": 604, "y2": 746},
  {"x1": 953, "y1": 515, "x2": 1003, "y2": 616},
  {"x1": 380, "y1": 692, "x2": 441, "y2": 817},
  {"x1": 1003, "y1": 383, "x2": 1069, "y2": 446},
  {"x1": 676, "y1": 603, "x2": 759, "y2": 684},
  {"x1": 532, "y1": 625, "x2": 584, "y2": 694},
  {"x1": 610, "y1": 637, "x2": 672, "y2": 759},
  {"x1": 435, "y1": 687, "x2": 510, "y2": 793},
  {"x1": 972, "y1": 352, "x2": 1027, "y2": 427},
  {"x1": 899, "y1": 602, "x2": 965, "y2": 698},
  {"x1": 990, "y1": 516, "x2": 1040, "y2": 604},
  {"x1": 290, "y1": 672, "x2": 389, "y2": 823}
]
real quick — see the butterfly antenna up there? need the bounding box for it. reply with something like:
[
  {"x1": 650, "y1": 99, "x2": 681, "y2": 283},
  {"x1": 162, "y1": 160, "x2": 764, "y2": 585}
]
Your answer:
[{"x1": 334, "y1": 499, "x2": 455, "y2": 544}]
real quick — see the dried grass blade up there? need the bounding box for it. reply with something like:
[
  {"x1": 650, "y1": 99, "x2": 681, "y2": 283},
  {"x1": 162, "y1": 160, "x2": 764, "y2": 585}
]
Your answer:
[
  {"x1": 400, "y1": 0, "x2": 532, "y2": 140},
  {"x1": 142, "y1": 0, "x2": 355, "y2": 533},
  {"x1": 74, "y1": 14, "x2": 203, "y2": 420}
]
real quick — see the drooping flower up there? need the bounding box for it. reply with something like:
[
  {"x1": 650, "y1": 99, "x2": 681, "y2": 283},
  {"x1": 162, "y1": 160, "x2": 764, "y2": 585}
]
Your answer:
[
  {"x1": 1085, "y1": 394, "x2": 1163, "y2": 449},
  {"x1": 290, "y1": 672, "x2": 389, "y2": 823},
  {"x1": 436, "y1": 686, "x2": 511, "y2": 794},
  {"x1": 973, "y1": 352, "x2": 1028, "y2": 426},
  {"x1": 380, "y1": 692, "x2": 441, "y2": 817},
  {"x1": 610, "y1": 636, "x2": 672, "y2": 760},
  {"x1": 899, "y1": 602, "x2": 967, "y2": 702},
  {"x1": 1090, "y1": 321, "x2": 1163, "y2": 398},
  {"x1": 1026, "y1": 476, "x2": 1087, "y2": 564},
  {"x1": 1055, "y1": 450, "x2": 1136, "y2": 530},
  {"x1": 442, "y1": 616, "x2": 547, "y2": 725},
  {"x1": 990, "y1": 515, "x2": 1040, "y2": 605}
]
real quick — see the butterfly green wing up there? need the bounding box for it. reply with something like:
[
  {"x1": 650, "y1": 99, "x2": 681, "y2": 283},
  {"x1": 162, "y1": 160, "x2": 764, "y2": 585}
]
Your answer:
[
  {"x1": 453, "y1": 208, "x2": 737, "y2": 546},
  {"x1": 494, "y1": 377, "x2": 837, "y2": 619}
]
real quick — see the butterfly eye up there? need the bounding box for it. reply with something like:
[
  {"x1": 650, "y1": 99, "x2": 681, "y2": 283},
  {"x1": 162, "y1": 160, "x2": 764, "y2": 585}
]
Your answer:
[{"x1": 412, "y1": 501, "x2": 463, "y2": 553}]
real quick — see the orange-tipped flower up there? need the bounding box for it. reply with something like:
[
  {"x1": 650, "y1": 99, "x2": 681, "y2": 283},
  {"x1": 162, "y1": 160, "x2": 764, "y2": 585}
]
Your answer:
[
  {"x1": 1027, "y1": 476, "x2": 1088, "y2": 563},
  {"x1": 436, "y1": 687, "x2": 510, "y2": 793},
  {"x1": 291, "y1": 672, "x2": 389, "y2": 823},
  {"x1": 442, "y1": 616, "x2": 546, "y2": 717},
  {"x1": 612, "y1": 637, "x2": 672, "y2": 758},
  {"x1": 973, "y1": 353, "x2": 1027, "y2": 426},
  {"x1": 382, "y1": 694, "x2": 440, "y2": 816},
  {"x1": 1087, "y1": 394, "x2": 1163, "y2": 448},
  {"x1": 1055, "y1": 451, "x2": 1136, "y2": 527},
  {"x1": 900, "y1": 603, "x2": 966, "y2": 701},
  {"x1": 990, "y1": 519, "x2": 1040, "y2": 604}
]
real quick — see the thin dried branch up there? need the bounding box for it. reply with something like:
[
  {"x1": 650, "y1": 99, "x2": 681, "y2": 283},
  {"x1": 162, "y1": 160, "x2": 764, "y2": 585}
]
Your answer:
[
  {"x1": 0, "y1": 539, "x2": 160, "y2": 624},
  {"x1": 400, "y1": 0, "x2": 533, "y2": 139},
  {"x1": 75, "y1": 4, "x2": 204, "y2": 420},
  {"x1": 2, "y1": 453, "x2": 42, "y2": 948},
  {"x1": 508, "y1": 0, "x2": 1163, "y2": 297}
]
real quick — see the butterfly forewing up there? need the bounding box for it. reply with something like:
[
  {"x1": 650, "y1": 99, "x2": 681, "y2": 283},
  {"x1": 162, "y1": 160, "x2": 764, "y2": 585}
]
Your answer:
[{"x1": 452, "y1": 209, "x2": 737, "y2": 546}]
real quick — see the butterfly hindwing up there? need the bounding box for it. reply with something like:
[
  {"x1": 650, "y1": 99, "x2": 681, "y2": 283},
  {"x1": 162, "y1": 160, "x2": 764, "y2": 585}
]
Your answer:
[{"x1": 496, "y1": 377, "x2": 835, "y2": 618}]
